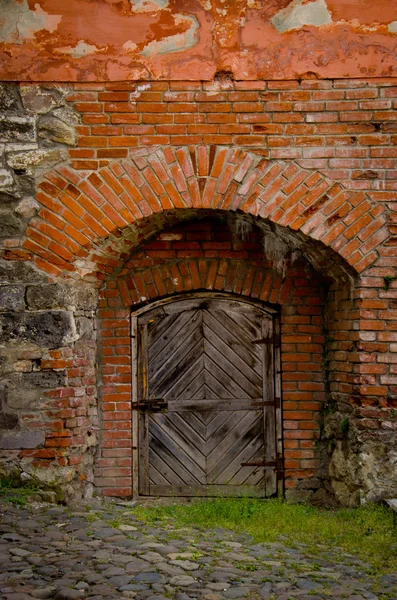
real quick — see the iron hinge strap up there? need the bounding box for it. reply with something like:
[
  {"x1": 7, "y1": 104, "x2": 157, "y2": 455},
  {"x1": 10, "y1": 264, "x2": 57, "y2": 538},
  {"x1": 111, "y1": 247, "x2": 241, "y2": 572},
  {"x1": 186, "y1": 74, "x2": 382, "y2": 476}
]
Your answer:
[
  {"x1": 251, "y1": 398, "x2": 281, "y2": 409},
  {"x1": 241, "y1": 457, "x2": 284, "y2": 470},
  {"x1": 132, "y1": 401, "x2": 168, "y2": 412},
  {"x1": 252, "y1": 336, "x2": 281, "y2": 346}
]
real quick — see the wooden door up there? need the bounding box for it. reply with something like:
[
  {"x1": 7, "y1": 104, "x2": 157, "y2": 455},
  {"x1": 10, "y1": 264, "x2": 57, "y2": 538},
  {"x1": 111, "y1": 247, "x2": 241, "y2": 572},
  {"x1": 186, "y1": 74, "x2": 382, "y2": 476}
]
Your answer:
[{"x1": 134, "y1": 296, "x2": 280, "y2": 497}]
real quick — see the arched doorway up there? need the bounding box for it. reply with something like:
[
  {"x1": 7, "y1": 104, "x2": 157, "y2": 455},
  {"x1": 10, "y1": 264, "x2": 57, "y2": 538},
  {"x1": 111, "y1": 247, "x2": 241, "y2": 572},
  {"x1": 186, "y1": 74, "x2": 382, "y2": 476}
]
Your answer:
[{"x1": 132, "y1": 293, "x2": 281, "y2": 498}]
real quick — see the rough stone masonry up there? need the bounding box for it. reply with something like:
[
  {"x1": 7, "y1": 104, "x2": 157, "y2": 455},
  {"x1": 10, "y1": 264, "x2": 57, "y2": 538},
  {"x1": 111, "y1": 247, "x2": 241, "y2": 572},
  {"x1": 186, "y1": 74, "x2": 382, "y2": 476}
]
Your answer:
[{"x1": 0, "y1": 0, "x2": 396, "y2": 505}]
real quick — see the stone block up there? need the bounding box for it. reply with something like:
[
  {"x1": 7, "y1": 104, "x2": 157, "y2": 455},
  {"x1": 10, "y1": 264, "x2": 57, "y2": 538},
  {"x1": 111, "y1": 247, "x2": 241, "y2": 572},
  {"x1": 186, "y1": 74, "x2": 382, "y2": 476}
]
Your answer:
[
  {"x1": 0, "y1": 191, "x2": 21, "y2": 206},
  {"x1": 52, "y1": 106, "x2": 79, "y2": 127},
  {"x1": 0, "y1": 83, "x2": 22, "y2": 112},
  {"x1": 38, "y1": 115, "x2": 76, "y2": 146},
  {"x1": 73, "y1": 284, "x2": 98, "y2": 311},
  {"x1": 39, "y1": 490, "x2": 58, "y2": 503},
  {"x1": 7, "y1": 147, "x2": 66, "y2": 171},
  {"x1": 0, "y1": 260, "x2": 47, "y2": 284},
  {"x1": 7, "y1": 172, "x2": 35, "y2": 198},
  {"x1": 0, "y1": 411, "x2": 18, "y2": 430},
  {"x1": 7, "y1": 387, "x2": 41, "y2": 410},
  {"x1": 26, "y1": 283, "x2": 71, "y2": 310},
  {"x1": 0, "y1": 212, "x2": 23, "y2": 237},
  {"x1": 26, "y1": 283, "x2": 98, "y2": 310},
  {"x1": 12, "y1": 359, "x2": 32, "y2": 372},
  {"x1": 0, "y1": 168, "x2": 14, "y2": 190},
  {"x1": 0, "y1": 285, "x2": 25, "y2": 311},
  {"x1": 0, "y1": 430, "x2": 45, "y2": 449},
  {"x1": 0, "y1": 385, "x2": 18, "y2": 430},
  {"x1": 76, "y1": 316, "x2": 94, "y2": 340},
  {"x1": 0, "y1": 310, "x2": 76, "y2": 348},
  {"x1": 22, "y1": 370, "x2": 66, "y2": 388},
  {"x1": 20, "y1": 85, "x2": 62, "y2": 114},
  {"x1": 0, "y1": 115, "x2": 35, "y2": 142},
  {"x1": 14, "y1": 197, "x2": 39, "y2": 219}
]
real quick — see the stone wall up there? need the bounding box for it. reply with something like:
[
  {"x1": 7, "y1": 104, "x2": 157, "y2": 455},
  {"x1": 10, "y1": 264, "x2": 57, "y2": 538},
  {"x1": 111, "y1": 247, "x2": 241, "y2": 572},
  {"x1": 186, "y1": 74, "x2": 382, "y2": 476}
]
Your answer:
[{"x1": 0, "y1": 83, "x2": 99, "y2": 501}]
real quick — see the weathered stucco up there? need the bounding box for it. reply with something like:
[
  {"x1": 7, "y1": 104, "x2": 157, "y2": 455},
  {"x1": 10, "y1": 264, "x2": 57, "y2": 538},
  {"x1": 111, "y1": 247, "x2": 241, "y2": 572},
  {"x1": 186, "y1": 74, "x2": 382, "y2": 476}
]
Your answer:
[{"x1": 0, "y1": 0, "x2": 397, "y2": 81}]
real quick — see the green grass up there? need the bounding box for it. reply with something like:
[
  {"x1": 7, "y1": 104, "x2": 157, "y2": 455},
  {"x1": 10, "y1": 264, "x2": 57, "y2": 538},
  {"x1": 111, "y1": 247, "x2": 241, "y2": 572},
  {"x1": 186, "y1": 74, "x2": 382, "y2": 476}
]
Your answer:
[
  {"x1": 0, "y1": 470, "x2": 41, "y2": 506},
  {"x1": 131, "y1": 498, "x2": 397, "y2": 574},
  {"x1": 0, "y1": 469, "x2": 63, "y2": 505}
]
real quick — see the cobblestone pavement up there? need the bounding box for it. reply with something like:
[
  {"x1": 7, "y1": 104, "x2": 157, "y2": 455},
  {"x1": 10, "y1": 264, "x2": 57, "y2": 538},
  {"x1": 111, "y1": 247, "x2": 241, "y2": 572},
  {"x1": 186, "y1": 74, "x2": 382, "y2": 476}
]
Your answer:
[{"x1": 0, "y1": 499, "x2": 396, "y2": 600}]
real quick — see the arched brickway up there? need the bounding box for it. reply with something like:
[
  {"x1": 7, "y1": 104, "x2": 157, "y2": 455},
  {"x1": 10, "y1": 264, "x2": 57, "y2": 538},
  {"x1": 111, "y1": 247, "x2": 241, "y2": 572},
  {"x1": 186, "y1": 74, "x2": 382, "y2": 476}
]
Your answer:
[
  {"x1": 97, "y1": 216, "x2": 331, "y2": 499},
  {"x1": 22, "y1": 146, "x2": 394, "y2": 504},
  {"x1": 25, "y1": 146, "x2": 388, "y2": 280}
]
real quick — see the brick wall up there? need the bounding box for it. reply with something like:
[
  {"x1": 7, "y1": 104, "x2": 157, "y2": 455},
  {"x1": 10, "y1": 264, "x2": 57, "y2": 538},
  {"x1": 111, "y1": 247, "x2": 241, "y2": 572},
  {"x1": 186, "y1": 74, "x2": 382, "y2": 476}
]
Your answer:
[
  {"x1": 0, "y1": 78, "x2": 396, "y2": 504},
  {"x1": 66, "y1": 78, "x2": 397, "y2": 197}
]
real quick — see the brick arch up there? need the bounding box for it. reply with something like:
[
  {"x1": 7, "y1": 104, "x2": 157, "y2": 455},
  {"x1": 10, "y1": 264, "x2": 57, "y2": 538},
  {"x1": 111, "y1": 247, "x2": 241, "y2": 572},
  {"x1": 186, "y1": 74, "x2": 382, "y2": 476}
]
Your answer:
[
  {"x1": 25, "y1": 145, "x2": 388, "y2": 279},
  {"x1": 114, "y1": 257, "x2": 294, "y2": 308}
]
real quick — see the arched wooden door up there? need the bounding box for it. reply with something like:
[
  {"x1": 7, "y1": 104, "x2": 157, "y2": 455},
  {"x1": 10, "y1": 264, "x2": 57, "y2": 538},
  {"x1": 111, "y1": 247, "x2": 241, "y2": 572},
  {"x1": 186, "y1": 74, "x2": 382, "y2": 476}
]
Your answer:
[{"x1": 132, "y1": 295, "x2": 282, "y2": 497}]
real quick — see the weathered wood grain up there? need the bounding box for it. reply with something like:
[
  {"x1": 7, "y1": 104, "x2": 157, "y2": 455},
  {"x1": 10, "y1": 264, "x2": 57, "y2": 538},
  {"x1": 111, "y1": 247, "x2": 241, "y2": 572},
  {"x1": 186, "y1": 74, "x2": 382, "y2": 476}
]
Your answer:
[{"x1": 136, "y1": 296, "x2": 279, "y2": 497}]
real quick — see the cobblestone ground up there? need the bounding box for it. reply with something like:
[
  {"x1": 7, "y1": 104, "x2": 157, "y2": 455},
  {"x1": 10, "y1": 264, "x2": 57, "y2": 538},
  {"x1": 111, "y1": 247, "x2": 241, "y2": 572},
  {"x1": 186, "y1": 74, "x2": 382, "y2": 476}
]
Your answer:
[{"x1": 0, "y1": 499, "x2": 396, "y2": 600}]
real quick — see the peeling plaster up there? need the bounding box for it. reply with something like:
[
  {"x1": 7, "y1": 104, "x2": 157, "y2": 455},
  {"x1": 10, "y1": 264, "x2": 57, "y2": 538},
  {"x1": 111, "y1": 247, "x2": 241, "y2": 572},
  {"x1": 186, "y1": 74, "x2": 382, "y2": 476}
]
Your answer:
[
  {"x1": 272, "y1": 0, "x2": 332, "y2": 33},
  {"x1": 0, "y1": 0, "x2": 61, "y2": 43},
  {"x1": 1, "y1": 0, "x2": 397, "y2": 81},
  {"x1": 130, "y1": 0, "x2": 169, "y2": 12},
  {"x1": 389, "y1": 22, "x2": 397, "y2": 34},
  {"x1": 123, "y1": 40, "x2": 138, "y2": 52},
  {"x1": 140, "y1": 13, "x2": 199, "y2": 56},
  {"x1": 57, "y1": 40, "x2": 100, "y2": 58},
  {"x1": 335, "y1": 19, "x2": 383, "y2": 33}
]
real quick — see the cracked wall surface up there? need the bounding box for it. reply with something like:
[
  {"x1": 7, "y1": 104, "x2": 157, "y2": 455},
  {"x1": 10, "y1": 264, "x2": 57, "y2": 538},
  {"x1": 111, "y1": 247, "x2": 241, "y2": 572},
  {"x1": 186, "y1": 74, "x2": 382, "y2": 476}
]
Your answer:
[{"x1": 0, "y1": 0, "x2": 397, "y2": 81}]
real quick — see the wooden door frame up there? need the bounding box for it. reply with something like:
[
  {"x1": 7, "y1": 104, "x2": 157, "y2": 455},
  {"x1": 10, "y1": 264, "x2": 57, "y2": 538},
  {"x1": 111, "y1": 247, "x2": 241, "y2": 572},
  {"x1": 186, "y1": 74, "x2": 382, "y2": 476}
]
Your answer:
[{"x1": 131, "y1": 292, "x2": 282, "y2": 499}]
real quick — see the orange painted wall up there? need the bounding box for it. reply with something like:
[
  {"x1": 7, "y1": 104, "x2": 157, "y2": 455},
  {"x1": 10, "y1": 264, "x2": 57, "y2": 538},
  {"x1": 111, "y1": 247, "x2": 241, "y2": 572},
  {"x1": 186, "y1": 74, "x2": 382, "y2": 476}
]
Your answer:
[{"x1": 1, "y1": 0, "x2": 397, "y2": 82}]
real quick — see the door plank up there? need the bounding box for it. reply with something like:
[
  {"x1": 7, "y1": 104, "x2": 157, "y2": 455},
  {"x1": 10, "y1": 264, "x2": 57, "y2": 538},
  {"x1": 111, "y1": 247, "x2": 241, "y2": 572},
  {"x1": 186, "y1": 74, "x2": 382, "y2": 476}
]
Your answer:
[
  {"x1": 148, "y1": 312, "x2": 202, "y2": 386},
  {"x1": 204, "y1": 309, "x2": 264, "y2": 374},
  {"x1": 138, "y1": 412, "x2": 150, "y2": 495},
  {"x1": 165, "y1": 355, "x2": 205, "y2": 400},
  {"x1": 150, "y1": 414, "x2": 206, "y2": 469},
  {"x1": 148, "y1": 311, "x2": 194, "y2": 360},
  {"x1": 206, "y1": 410, "x2": 259, "y2": 465},
  {"x1": 204, "y1": 325, "x2": 262, "y2": 393},
  {"x1": 207, "y1": 411, "x2": 261, "y2": 476},
  {"x1": 149, "y1": 425, "x2": 206, "y2": 485},
  {"x1": 224, "y1": 307, "x2": 264, "y2": 340},
  {"x1": 149, "y1": 461, "x2": 171, "y2": 486},
  {"x1": 160, "y1": 411, "x2": 206, "y2": 450},
  {"x1": 149, "y1": 445, "x2": 195, "y2": 486},
  {"x1": 209, "y1": 423, "x2": 264, "y2": 485},
  {"x1": 225, "y1": 431, "x2": 265, "y2": 485},
  {"x1": 262, "y1": 317, "x2": 277, "y2": 496},
  {"x1": 149, "y1": 329, "x2": 203, "y2": 398}
]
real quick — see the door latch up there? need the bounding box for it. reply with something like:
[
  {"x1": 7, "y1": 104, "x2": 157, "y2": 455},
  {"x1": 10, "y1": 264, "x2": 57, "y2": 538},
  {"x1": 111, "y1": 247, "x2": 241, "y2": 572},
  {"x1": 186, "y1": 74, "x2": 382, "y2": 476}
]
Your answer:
[{"x1": 132, "y1": 400, "x2": 168, "y2": 412}]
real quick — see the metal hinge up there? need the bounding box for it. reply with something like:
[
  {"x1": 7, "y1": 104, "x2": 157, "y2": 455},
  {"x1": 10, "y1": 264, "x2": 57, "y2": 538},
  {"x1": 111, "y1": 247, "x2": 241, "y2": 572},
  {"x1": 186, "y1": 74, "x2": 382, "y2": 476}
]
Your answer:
[
  {"x1": 251, "y1": 398, "x2": 281, "y2": 409},
  {"x1": 132, "y1": 400, "x2": 168, "y2": 412},
  {"x1": 252, "y1": 335, "x2": 281, "y2": 346},
  {"x1": 241, "y1": 456, "x2": 284, "y2": 471}
]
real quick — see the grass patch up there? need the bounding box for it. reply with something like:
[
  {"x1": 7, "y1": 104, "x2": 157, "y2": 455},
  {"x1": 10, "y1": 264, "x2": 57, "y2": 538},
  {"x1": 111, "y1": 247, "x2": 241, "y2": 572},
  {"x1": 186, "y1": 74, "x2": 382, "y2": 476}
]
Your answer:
[
  {"x1": 131, "y1": 498, "x2": 397, "y2": 574},
  {"x1": 0, "y1": 469, "x2": 62, "y2": 505},
  {"x1": 0, "y1": 470, "x2": 41, "y2": 506}
]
